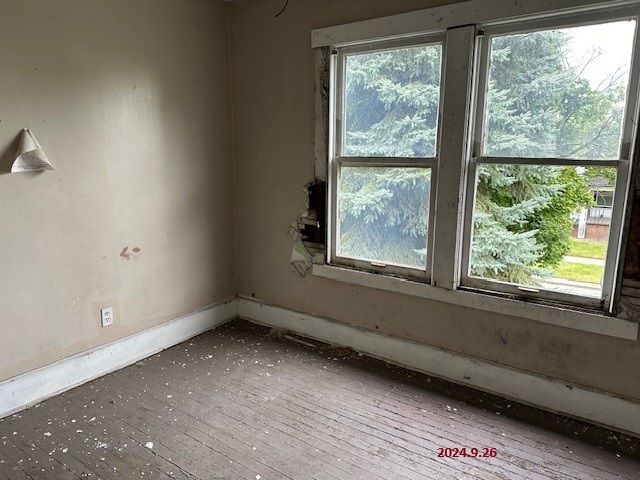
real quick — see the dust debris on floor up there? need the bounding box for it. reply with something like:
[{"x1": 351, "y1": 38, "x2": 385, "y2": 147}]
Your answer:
[{"x1": 0, "y1": 320, "x2": 639, "y2": 479}]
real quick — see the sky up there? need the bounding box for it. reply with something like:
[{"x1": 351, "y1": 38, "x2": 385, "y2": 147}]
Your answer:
[{"x1": 564, "y1": 19, "x2": 636, "y2": 91}]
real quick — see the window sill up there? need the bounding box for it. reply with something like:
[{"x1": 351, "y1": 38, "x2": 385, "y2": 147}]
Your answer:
[{"x1": 312, "y1": 264, "x2": 638, "y2": 340}]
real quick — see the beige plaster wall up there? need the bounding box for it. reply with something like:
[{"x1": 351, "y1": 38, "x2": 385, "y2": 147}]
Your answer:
[{"x1": 0, "y1": 0, "x2": 235, "y2": 381}]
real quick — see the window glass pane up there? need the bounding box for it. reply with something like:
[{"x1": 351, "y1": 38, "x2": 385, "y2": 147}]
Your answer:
[
  {"x1": 344, "y1": 43, "x2": 442, "y2": 157},
  {"x1": 469, "y1": 164, "x2": 616, "y2": 297},
  {"x1": 337, "y1": 166, "x2": 430, "y2": 269},
  {"x1": 483, "y1": 20, "x2": 636, "y2": 160}
]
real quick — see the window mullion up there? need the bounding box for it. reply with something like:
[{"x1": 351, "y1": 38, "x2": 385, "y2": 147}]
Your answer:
[{"x1": 431, "y1": 25, "x2": 478, "y2": 290}]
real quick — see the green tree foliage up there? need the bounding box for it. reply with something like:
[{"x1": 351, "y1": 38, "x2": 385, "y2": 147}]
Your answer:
[
  {"x1": 344, "y1": 44, "x2": 442, "y2": 157},
  {"x1": 530, "y1": 167, "x2": 593, "y2": 267},
  {"x1": 338, "y1": 45, "x2": 441, "y2": 268},
  {"x1": 339, "y1": 29, "x2": 625, "y2": 283},
  {"x1": 338, "y1": 167, "x2": 430, "y2": 267}
]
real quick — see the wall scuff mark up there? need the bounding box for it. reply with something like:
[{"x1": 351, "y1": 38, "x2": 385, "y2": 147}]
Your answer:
[
  {"x1": 119, "y1": 246, "x2": 141, "y2": 261},
  {"x1": 289, "y1": 180, "x2": 326, "y2": 276}
]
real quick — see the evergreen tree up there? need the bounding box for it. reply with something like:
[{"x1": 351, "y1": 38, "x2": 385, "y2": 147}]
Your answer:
[
  {"x1": 338, "y1": 44, "x2": 440, "y2": 267},
  {"x1": 339, "y1": 29, "x2": 624, "y2": 283},
  {"x1": 473, "y1": 30, "x2": 620, "y2": 283},
  {"x1": 338, "y1": 166, "x2": 430, "y2": 267}
]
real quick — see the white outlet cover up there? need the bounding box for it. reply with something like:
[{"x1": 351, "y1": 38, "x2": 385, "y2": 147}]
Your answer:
[{"x1": 101, "y1": 307, "x2": 114, "y2": 327}]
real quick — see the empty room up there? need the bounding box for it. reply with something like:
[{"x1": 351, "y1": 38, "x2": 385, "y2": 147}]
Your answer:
[{"x1": 2, "y1": 0, "x2": 640, "y2": 478}]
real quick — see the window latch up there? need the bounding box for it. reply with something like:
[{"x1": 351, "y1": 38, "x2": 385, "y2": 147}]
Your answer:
[{"x1": 518, "y1": 286, "x2": 540, "y2": 294}]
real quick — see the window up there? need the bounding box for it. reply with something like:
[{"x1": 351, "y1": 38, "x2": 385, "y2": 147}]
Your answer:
[
  {"x1": 462, "y1": 15, "x2": 638, "y2": 309},
  {"x1": 330, "y1": 37, "x2": 444, "y2": 279},
  {"x1": 326, "y1": 4, "x2": 640, "y2": 313}
]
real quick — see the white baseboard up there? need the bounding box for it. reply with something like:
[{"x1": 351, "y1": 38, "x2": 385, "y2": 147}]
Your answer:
[
  {"x1": 4, "y1": 296, "x2": 639, "y2": 437},
  {"x1": 237, "y1": 297, "x2": 640, "y2": 437},
  {"x1": 0, "y1": 299, "x2": 238, "y2": 420}
]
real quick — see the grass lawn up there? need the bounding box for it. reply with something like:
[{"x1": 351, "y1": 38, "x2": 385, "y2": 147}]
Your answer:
[
  {"x1": 568, "y1": 239, "x2": 607, "y2": 259},
  {"x1": 553, "y1": 262, "x2": 603, "y2": 284}
]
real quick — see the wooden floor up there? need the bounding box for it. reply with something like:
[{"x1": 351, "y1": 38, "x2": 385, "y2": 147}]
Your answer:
[{"x1": 1, "y1": 320, "x2": 639, "y2": 479}]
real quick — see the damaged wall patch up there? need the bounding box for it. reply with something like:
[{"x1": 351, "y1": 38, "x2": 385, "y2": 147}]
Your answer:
[{"x1": 289, "y1": 180, "x2": 326, "y2": 276}]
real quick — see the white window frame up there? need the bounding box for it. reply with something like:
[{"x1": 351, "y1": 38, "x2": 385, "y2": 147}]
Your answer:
[
  {"x1": 328, "y1": 34, "x2": 445, "y2": 282},
  {"x1": 460, "y1": 6, "x2": 640, "y2": 311},
  {"x1": 315, "y1": 0, "x2": 640, "y2": 336}
]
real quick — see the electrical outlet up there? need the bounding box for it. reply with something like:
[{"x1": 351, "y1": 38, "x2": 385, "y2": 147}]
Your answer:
[{"x1": 100, "y1": 307, "x2": 114, "y2": 327}]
